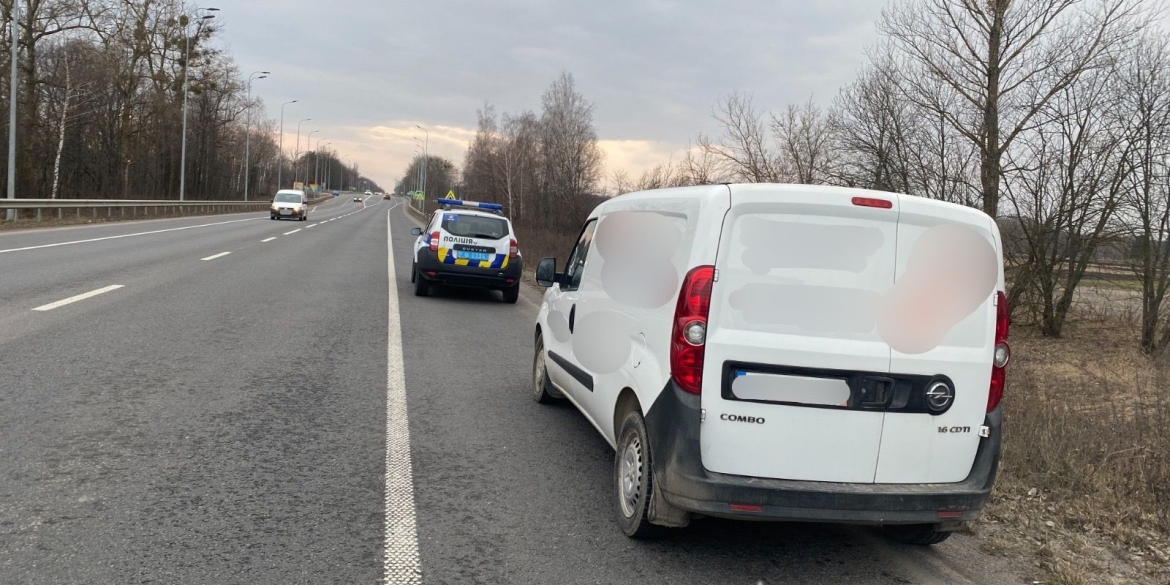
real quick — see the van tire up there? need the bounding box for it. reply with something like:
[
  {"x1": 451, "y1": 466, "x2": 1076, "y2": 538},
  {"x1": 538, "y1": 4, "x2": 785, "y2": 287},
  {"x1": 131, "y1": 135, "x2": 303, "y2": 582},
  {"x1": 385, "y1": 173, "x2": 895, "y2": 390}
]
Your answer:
[
  {"x1": 614, "y1": 410, "x2": 665, "y2": 539},
  {"x1": 532, "y1": 334, "x2": 556, "y2": 404},
  {"x1": 881, "y1": 524, "x2": 954, "y2": 546},
  {"x1": 414, "y1": 273, "x2": 430, "y2": 297},
  {"x1": 503, "y1": 285, "x2": 519, "y2": 304}
]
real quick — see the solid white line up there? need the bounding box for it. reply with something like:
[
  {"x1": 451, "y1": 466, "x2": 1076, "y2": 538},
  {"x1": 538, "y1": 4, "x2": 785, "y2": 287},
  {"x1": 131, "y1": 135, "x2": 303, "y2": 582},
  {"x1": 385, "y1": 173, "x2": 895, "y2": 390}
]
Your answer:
[
  {"x1": 261, "y1": 237, "x2": 277, "y2": 243},
  {"x1": 383, "y1": 209, "x2": 422, "y2": 584},
  {"x1": 32, "y1": 285, "x2": 124, "y2": 312},
  {"x1": 0, "y1": 217, "x2": 261, "y2": 255},
  {"x1": 201, "y1": 251, "x2": 231, "y2": 261},
  {"x1": 283, "y1": 229, "x2": 301, "y2": 235}
]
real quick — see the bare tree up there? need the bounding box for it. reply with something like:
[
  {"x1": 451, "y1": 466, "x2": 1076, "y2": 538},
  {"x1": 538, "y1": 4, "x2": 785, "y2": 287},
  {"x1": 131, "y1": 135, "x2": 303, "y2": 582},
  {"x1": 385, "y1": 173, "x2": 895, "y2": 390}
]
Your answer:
[
  {"x1": 1000, "y1": 64, "x2": 1133, "y2": 337},
  {"x1": 772, "y1": 98, "x2": 835, "y2": 184},
  {"x1": 880, "y1": 0, "x2": 1148, "y2": 217},
  {"x1": 1118, "y1": 36, "x2": 1170, "y2": 352},
  {"x1": 699, "y1": 92, "x2": 782, "y2": 182}
]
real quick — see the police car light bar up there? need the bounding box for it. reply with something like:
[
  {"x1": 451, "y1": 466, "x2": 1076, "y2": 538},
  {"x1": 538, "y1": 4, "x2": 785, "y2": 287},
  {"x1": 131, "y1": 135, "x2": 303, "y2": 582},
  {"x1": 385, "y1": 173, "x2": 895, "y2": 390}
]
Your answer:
[{"x1": 435, "y1": 199, "x2": 504, "y2": 211}]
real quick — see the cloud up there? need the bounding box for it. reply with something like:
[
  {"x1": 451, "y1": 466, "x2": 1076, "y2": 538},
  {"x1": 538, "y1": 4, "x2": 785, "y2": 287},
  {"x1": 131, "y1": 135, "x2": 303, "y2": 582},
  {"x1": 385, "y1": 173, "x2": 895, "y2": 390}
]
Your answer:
[{"x1": 221, "y1": 0, "x2": 885, "y2": 189}]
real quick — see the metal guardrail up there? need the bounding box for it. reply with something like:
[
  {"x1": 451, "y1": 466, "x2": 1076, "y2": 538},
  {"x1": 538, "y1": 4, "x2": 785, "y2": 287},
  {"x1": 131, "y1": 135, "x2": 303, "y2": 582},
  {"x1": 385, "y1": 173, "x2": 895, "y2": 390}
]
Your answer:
[{"x1": 0, "y1": 195, "x2": 333, "y2": 222}]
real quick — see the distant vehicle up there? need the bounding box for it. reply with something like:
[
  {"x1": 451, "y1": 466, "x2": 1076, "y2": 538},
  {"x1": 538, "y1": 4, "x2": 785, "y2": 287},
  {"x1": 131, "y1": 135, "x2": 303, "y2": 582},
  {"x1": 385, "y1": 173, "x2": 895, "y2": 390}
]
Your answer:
[
  {"x1": 532, "y1": 183, "x2": 1009, "y2": 545},
  {"x1": 331, "y1": 190, "x2": 340, "y2": 197},
  {"x1": 270, "y1": 189, "x2": 308, "y2": 221},
  {"x1": 365, "y1": 190, "x2": 373, "y2": 197},
  {"x1": 382, "y1": 194, "x2": 391, "y2": 200},
  {"x1": 411, "y1": 200, "x2": 522, "y2": 303},
  {"x1": 353, "y1": 196, "x2": 362, "y2": 203}
]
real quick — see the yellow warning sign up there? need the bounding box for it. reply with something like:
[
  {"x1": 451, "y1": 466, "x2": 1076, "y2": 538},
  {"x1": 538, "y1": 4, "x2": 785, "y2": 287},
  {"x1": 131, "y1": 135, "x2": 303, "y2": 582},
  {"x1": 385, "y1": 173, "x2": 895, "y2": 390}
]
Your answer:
[{"x1": 445, "y1": 190, "x2": 457, "y2": 200}]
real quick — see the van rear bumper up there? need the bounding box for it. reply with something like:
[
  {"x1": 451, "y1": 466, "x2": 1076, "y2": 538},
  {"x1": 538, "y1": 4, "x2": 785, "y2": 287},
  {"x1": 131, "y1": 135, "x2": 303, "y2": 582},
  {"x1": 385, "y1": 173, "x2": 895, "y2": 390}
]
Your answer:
[{"x1": 643, "y1": 382, "x2": 1002, "y2": 525}]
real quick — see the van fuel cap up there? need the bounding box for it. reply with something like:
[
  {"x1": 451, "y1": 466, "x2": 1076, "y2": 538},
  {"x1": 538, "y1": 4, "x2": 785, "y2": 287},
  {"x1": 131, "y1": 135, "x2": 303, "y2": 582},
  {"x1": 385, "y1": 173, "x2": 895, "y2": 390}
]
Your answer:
[{"x1": 924, "y1": 380, "x2": 955, "y2": 414}]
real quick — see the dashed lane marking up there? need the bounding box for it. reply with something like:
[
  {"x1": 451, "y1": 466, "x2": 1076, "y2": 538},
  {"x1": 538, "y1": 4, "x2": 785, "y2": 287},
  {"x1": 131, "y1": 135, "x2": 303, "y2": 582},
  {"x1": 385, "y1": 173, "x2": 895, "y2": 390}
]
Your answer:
[
  {"x1": 32, "y1": 285, "x2": 124, "y2": 312},
  {"x1": 201, "y1": 251, "x2": 231, "y2": 261}
]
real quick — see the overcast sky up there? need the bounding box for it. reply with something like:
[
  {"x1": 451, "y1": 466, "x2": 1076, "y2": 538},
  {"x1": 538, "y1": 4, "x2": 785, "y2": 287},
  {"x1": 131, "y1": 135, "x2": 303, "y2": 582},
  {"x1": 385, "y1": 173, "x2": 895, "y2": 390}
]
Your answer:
[{"x1": 218, "y1": 0, "x2": 885, "y2": 190}]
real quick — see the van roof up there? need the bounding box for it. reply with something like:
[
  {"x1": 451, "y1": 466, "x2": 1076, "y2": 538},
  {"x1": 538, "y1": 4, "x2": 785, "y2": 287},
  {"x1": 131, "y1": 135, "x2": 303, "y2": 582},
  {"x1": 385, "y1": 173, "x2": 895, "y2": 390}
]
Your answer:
[{"x1": 602, "y1": 183, "x2": 991, "y2": 225}]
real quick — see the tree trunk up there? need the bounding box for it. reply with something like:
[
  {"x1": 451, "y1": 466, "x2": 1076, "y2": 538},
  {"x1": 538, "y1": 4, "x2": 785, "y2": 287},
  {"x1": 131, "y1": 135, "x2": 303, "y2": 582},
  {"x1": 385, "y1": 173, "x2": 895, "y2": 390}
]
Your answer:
[{"x1": 981, "y1": 1, "x2": 1006, "y2": 219}]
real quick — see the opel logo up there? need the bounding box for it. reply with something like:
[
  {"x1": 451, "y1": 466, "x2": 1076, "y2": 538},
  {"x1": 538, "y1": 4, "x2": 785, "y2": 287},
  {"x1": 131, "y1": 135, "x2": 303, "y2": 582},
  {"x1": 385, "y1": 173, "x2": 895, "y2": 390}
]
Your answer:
[{"x1": 925, "y1": 380, "x2": 954, "y2": 413}]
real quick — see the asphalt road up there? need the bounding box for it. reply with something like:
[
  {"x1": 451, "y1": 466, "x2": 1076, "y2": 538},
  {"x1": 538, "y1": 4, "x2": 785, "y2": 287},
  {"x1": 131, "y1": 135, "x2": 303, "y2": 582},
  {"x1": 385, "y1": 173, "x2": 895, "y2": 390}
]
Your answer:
[{"x1": 0, "y1": 195, "x2": 1032, "y2": 584}]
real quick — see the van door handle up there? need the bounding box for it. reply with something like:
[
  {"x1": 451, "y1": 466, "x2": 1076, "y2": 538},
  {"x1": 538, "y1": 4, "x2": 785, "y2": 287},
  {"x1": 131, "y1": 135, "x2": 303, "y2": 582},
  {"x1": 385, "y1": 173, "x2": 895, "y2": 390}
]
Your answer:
[{"x1": 569, "y1": 304, "x2": 576, "y2": 334}]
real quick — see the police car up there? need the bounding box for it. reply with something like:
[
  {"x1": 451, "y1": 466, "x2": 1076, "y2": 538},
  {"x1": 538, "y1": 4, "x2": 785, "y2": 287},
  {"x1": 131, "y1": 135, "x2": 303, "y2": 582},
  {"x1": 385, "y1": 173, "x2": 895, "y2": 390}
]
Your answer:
[{"x1": 410, "y1": 200, "x2": 523, "y2": 303}]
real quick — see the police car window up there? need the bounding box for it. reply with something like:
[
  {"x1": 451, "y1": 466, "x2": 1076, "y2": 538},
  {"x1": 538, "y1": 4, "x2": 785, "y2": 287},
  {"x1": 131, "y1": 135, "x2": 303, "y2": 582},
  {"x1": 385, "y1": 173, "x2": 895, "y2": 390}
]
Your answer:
[
  {"x1": 564, "y1": 220, "x2": 598, "y2": 290},
  {"x1": 441, "y1": 214, "x2": 509, "y2": 239}
]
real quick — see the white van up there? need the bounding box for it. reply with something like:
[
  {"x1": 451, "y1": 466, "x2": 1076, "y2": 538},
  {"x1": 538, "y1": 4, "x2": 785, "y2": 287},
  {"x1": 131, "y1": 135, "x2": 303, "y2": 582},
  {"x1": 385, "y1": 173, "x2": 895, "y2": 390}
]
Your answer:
[{"x1": 532, "y1": 184, "x2": 1009, "y2": 545}]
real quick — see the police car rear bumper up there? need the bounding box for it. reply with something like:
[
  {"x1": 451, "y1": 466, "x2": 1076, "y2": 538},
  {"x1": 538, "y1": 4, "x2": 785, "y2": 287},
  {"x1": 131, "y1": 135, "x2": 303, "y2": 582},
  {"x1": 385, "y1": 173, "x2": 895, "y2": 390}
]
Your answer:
[
  {"x1": 643, "y1": 381, "x2": 1001, "y2": 526},
  {"x1": 416, "y1": 254, "x2": 523, "y2": 288}
]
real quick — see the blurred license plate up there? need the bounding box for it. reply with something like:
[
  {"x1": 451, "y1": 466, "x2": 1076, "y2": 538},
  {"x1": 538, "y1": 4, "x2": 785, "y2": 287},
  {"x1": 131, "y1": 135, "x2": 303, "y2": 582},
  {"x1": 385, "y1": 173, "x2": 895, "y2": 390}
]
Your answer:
[
  {"x1": 458, "y1": 251, "x2": 490, "y2": 261},
  {"x1": 279, "y1": 209, "x2": 290, "y2": 215}
]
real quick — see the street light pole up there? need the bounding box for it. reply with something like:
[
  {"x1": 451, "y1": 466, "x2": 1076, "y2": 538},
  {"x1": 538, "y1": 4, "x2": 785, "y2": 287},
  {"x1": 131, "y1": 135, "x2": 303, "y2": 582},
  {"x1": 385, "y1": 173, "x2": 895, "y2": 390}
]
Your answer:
[
  {"x1": 416, "y1": 125, "x2": 429, "y2": 199},
  {"x1": 293, "y1": 118, "x2": 310, "y2": 186},
  {"x1": 277, "y1": 100, "x2": 297, "y2": 190},
  {"x1": 179, "y1": 7, "x2": 218, "y2": 201},
  {"x1": 243, "y1": 70, "x2": 269, "y2": 201},
  {"x1": 304, "y1": 129, "x2": 319, "y2": 186},
  {"x1": 6, "y1": 0, "x2": 19, "y2": 220},
  {"x1": 314, "y1": 138, "x2": 328, "y2": 187}
]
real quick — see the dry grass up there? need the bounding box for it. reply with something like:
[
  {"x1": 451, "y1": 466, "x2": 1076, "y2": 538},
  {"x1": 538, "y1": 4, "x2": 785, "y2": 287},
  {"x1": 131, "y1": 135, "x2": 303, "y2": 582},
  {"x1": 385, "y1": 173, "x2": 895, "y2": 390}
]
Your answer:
[{"x1": 983, "y1": 304, "x2": 1170, "y2": 584}]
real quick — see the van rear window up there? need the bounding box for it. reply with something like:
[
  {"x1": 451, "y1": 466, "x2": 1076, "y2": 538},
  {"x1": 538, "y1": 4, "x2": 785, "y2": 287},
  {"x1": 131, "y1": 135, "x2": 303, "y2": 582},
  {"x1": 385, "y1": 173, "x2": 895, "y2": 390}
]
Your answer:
[{"x1": 442, "y1": 214, "x2": 509, "y2": 240}]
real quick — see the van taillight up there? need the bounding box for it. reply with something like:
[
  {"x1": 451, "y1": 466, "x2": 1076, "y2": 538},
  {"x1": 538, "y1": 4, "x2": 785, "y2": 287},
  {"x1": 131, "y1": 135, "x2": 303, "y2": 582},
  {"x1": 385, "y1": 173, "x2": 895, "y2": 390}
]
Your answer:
[
  {"x1": 671, "y1": 266, "x2": 715, "y2": 395},
  {"x1": 429, "y1": 231, "x2": 440, "y2": 252},
  {"x1": 509, "y1": 238, "x2": 519, "y2": 259},
  {"x1": 988, "y1": 291, "x2": 1010, "y2": 413},
  {"x1": 852, "y1": 196, "x2": 893, "y2": 209}
]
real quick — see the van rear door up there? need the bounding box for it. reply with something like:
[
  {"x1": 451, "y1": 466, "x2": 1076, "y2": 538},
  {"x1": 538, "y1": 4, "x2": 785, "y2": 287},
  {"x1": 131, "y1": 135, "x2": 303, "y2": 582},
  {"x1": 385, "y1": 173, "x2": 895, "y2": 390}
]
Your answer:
[
  {"x1": 874, "y1": 196, "x2": 1000, "y2": 483},
  {"x1": 700, "y1": 185, "x2": 900, "y2": 483}
]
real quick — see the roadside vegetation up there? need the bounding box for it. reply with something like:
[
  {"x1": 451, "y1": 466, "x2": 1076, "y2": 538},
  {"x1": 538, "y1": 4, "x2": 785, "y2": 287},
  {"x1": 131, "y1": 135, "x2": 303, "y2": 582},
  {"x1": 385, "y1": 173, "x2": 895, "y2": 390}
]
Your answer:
[
  {"x1": 403, "y1": 1, "x2": 1170, "y2": 582},
  {"x1": 0, "y1": 0, "x2": 377, "y2": 202}
]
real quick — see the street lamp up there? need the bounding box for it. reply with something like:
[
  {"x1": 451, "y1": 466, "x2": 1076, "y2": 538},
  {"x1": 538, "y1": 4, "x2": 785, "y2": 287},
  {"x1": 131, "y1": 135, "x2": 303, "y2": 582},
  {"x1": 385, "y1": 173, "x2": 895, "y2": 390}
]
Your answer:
[
  {"x1": 301, "y1": 129, "x2": 319, "y2": 186},
  {"x1": 416, "y1": 125, "x2": 429, "y2": 199},
  {"x1": 243, "y1": 70, "x2": 269, "y2": 201},
  {"x1": 293, "y1": 118, "x2": 311, "y2": 186},
  {"x1": 179, "y1": 7, "x2": 219, "y2": 201},
  {"x1": 277, "y1": 100, "x2": 297, "y2": 189},
  {"x1": 6, "y1": 0, "x2": 19, "y2": 219},
  {"x1": 314, "y1": 138, "x2": 328, "y2": 186}
]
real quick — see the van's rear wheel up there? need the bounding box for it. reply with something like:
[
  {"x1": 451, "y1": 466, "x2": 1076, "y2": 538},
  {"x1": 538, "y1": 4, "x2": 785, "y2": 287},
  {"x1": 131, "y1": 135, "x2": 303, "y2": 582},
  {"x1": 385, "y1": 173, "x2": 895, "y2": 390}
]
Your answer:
[
  {"x1": 881, "y1": 524, "x2": 954, "y2": 546},
  {"x1": 532, "y1": 334, "x2": 556, "y2": 404},
  {"x1": 615, "y1": 410, "x2": 664, "y2": 539}
]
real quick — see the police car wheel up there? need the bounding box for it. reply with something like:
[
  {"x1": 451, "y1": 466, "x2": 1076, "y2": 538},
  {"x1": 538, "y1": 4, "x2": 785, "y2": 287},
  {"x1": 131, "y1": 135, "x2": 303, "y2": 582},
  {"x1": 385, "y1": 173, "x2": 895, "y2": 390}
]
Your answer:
[
  {"x1": 881, "y1": 524, "x2": 954, "y2": 546},
  {"x1": 413, "y1": 272, "x2": 430, "y2": 297},
  {"x1": 532, "y1": 333, "x2": 556, "y2": 404},
  {"x1": 614, "y1": 410, "x2": 664, "y2": 539},
  {"x1": 502, "y1": 285, "x2": 519, "y2": 304},
  {"x1": 410, "y1": 262, "x2": 417, "y2": 283}
]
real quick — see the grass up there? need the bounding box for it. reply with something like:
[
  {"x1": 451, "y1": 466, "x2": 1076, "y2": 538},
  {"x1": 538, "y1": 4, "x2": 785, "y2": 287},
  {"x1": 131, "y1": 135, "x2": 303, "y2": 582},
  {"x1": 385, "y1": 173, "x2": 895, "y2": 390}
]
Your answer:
[{"x1": 982, "y1": 311, "x2": 1170, "y2": 584}]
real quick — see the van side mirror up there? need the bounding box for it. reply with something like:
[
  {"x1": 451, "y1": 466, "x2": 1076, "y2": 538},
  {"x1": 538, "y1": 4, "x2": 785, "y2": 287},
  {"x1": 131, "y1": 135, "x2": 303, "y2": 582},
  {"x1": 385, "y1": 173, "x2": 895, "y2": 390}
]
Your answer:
[
  {"x1": 410, "y1": 227, "x2": 422, "y2": 236},
  {"x1": 536, "y1": 257, "x2": 558, "y2": 287}
]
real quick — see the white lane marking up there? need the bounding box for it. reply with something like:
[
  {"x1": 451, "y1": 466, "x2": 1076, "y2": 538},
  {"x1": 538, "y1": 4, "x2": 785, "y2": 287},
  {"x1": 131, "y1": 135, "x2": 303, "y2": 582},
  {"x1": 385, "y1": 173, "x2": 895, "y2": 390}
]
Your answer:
[
  {"x1": 261, "y1": 237, "x2": 277, "y2": 243},
  {"x1": 32, "y1": 285, "x2": 124, "y2": 312},
  {"x1": 201, "y1": 251, "x2": 231, "y2": 261},
  {"x1": 0, "y1": 217, "x2": 261, "y2": 255},
  {"x1": 283, "y1": 229, "x2": 301, "y2": 235},
  {"x1": 306, "y1": 223, "x2": 318, "y2": 228},
  {"x1": 384, "y1": 209, "x2": 422, "y2": 584}
]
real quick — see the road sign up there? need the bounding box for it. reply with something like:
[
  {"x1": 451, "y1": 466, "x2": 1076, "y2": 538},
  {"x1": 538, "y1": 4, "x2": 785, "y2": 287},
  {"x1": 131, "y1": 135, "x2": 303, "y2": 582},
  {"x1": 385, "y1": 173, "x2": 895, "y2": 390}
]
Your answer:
[{"x1": 445, "y1": 190, "x2": 457, "y2": 200}]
